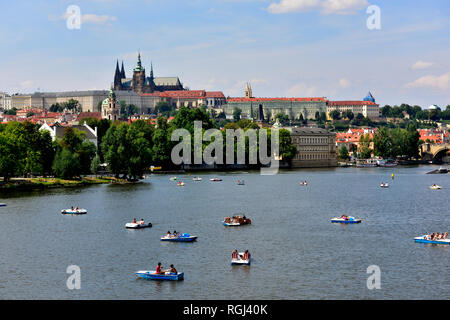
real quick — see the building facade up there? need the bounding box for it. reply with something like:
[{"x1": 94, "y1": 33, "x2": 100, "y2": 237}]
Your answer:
[
  {"x1": 289, "y1": 127, "x2": 337, "y2": 168},
  {"x1": 0, "y1": 92, "x2": 12, "y2": 110}
]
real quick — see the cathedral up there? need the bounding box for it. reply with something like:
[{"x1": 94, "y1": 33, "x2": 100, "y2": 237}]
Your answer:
[{"x1": 113, "y1": 53, "x2": 184, "y2": 94}]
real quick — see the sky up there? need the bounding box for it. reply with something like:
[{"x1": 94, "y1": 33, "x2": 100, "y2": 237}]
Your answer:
[{"x1": 1, "y1": 0, "x2": 449, "y2": 108}]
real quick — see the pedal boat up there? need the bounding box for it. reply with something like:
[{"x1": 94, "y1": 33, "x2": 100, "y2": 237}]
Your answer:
[
  {"x1": 414, "y1": 235, "x2": 450, "y2": 245},
  {"x1": 331, "y1": 216, "x2": 361, "y2": 224},
  {"x1": 160, "y1": 233, "x2": 197, "y2": 242},
  {"x1": 61, "y1": 208, "x2": 87, "y2": 215},
  {"x1": 0, "y1": 203, "x2": 6, "y2": 207},
  {"x1": 125, "y1": 222, "x2": 152, "y2": 229},
  {"x1": 210, "y1": 177, "x2": 222, "y2": 182},
  {"x1": 231, "y1": 253, "x2": 251, "y2": 265},
  {"x1": 429, "y1": 185, "x2": 442, "y2": 190},
  {"x1": 136, "y1": 270, "x2": 184, "y2": 281},
  {"x1": 380, "y1": 183, "x2": 389, "y2": 188},
  {"x1": 223, "y1": 216, "x2": 251, "y2": 226},
  {"x1": 177, "y1": 181, "x2": 185, "y2": 186},
  {"x1": 193, "y1": 177, "x2": 202, "y2": 181}
]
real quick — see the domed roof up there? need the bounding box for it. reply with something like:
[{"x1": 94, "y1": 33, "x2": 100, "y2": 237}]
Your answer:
[
  {"x1": 428, "y1": 104, "x2": 438, "y2": 110},
  {"x1": 363, "y1": 91, "x2": 375, "y2": 103}
]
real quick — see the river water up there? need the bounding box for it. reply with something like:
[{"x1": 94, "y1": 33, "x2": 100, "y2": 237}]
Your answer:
[{"x1": 0, "y1": 165, "x2": 448, "y2": 300}]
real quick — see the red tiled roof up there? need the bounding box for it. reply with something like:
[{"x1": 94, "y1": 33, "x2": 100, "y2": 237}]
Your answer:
[
  {"x1": 327, "y1": 100, "x2": 379, "y2": 106},
  {"x1": 77, "y1": 112, "x2": 102, "y2": 121},
  {"x1": 227, "y1": 97, "x2": 327, "y2": 102}
]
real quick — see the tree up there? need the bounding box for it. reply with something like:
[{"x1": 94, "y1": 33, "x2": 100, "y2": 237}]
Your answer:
[
  {"x1": 278, "y1": 129, "x2": 297, "y2": 161},
  {"x1": 359, "y1": 134, "x2": 372, "y2": 159},
  {"x1": 373, "y1": 127, "x2": 392, "y2": 158},
  {"x1": 233, "y1": 108, "x2": 242, "y2": 122},
  {"x1": 329, "y1": 110, "x2": 340, "y2": 120},
  {"x1": 90, "y1": 154, "x2": 101, "y2": 177},
  {"x1": 52, "y1": 148, "x2": 82, "y2": 179},
  {"x1": 338, "y1": 146, "x2": 349, "y2": 160}
]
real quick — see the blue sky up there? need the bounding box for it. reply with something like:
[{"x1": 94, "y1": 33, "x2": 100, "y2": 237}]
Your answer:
[{"x1": 1, "y1": 0, "x2": 449, "y2": 108}]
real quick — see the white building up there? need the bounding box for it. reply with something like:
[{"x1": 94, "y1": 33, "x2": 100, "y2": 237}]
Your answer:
[{"x1": 39, "y1": 122, "x2": 98, "y2": 147}]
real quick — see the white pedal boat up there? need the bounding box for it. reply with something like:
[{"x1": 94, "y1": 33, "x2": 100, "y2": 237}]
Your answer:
[
  {"x1": 231, "y1": 252, "x2": 251, "y2": 265},
  {"x1": 193, "y1": 177, "x2": 202, "y2": 181},
  {"x1": 61, "y1": 208, "x2": 87, "y2": 215},
  {"x1": 177, "y1": 182, "x2": 185, "y2": 186},
  {"x1": 429, "y1": 185, "x2": 442, "y2": 190},
  {"x1": 125, "y1": 222, "x2": 152, "y2": 229},
  {"x1": 414, "y1": 235, "x2": 450, "y2": 245},
  {"x1": 380, "y1": 183, "x2": 389, "y2": 188}
]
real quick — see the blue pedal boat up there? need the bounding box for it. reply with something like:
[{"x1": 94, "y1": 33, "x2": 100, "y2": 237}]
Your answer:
[
  {"x1": 0, "y1": 203, "x2": 6, "y2": 207},
  {"x1": 331, "y1": 217, "x2": 361, "y2": 224},
  {"x1": 414, "y1": 236, "x2": 450, "y2": 245},
  {"x1": 136, "y1": 270, "x2": 184, "y2": 281},
  {"x1": 160, "y1": 233, "x2": 197, "y2": 242}
]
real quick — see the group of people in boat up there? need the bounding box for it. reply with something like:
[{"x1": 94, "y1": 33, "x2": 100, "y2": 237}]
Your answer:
[
  {"x1": 164, "y1": 230, "x2": 180, "y2": 238},
  {"x1": 132, "y1": 218, "x2": 146, "y2": 225},
  {"x1": 232, "y1": 250, "x2": 250, "y2": 260},
  {"x1": 300, "y1": 181, "x2": 308, "y2": 186},
  {"x1": 155, "y1": 262, "x2": 178, "y2": 275},
  {"x1": 339, "y1": 214, "x2": 354, "y2": 221},
  {"x1": 425, "y1": 232, "x2": 448, "y2": 240},
  {"x1": 70, "y1": 206, "x2": 80, "y2": 211},
  {"x1": 224, "y1": 215, "x2": 249, "y2": 224},
  {"x1": 380, "y1": 182, "x2": 389, "y2": 187},
  {"x1": 430, "y1": 184, "x2": 441, "y2": 188},
  {"x1": 237, "y1": 180, "x2": 245, "y2": 185}
]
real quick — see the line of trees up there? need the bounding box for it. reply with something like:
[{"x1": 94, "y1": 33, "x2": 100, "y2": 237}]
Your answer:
[
  {"x1": 372, "y1": 123, "x2": 421, "y2": 159},
  {"x1": 381, "y1": 104, "x2": 450, "y2": 121},
  {"x1": 1, "y1": 107, "x2": 297, "y2": 182}
]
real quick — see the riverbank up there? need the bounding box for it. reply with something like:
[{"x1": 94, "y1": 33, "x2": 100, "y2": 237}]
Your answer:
[{"x1": 0, "y1": 176, "x2": 132, "y2": 190}]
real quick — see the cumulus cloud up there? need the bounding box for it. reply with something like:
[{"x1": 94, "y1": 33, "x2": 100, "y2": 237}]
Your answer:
[
  {"x1": 411, "y1": 60, "x2": 433, "y2": 70},
  {"x1": 339, "y1": 78, "x2": 351, "y2": 88},
  {"x1": 406, "y1": 72, "x2": 450, "y2": 91},
  {"x1": 286, "y1": 82, "x2": 318, "y2": 97},
  {"x1": 268, "y1": 0, "x2": 368, "y2": 15}
]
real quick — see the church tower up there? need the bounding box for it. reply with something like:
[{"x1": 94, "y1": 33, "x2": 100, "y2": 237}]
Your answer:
[
  {"x1": 102, "y1": 87, "x2": 120, "y2": 121},
  {"x1": 113, "y1": 60, "x2": 122, "y2": 91},
  {"x1": 120, "y1": 61, "x2": 126, "y2": 79},
  {"x1": 132, "y1": 52, "x2": 146, "y2": 93},
  {"x1": 245, "y1": 82, "x2": 253, "y2": 98}
]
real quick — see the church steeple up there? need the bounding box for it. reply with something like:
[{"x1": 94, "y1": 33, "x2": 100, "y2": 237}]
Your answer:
[
  {"x1": 134, "y1": 51, "x2": 145, "y2": 72},
  {"x1": 120, "y1": 61, "x2": 126, "y2": 79},
  {"x1": 150, "y1": 61, "x2": 154, "y2": 79},
  {"x1": 113, "y1": 60, "x2": 121, "y2": 90}
]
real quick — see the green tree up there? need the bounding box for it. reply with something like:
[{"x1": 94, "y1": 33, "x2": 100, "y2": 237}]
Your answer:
[
  {"x1": 359, "y1": 134, "x2": 372, "y2": 159},
  {"x1": 90, "y1": 154, "x2": 101, "y2": 177},
  {"x1": 233, "y1": 107, "x2": 242, "y2": 122},
  {"x1": 339, "y1": 146, "x2": 349, "y2": 160},
  {"x1": 329, "y1": 110, "x2": 340, "y2": 120},
  {"x1": 52, "y1": 148, "x2": 82, "y2": 179}
]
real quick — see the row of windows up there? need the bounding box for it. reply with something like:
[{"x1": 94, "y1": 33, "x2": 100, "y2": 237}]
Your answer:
[
  {"x1": 292, "y1": 137, "x2": 331, "y2": 144},
  {"x1": 296, "y1": 153, "x2": 330, "y2": 160},
  {"x1": 297, "y1": 146, "x2": 329, "y2": 152}
]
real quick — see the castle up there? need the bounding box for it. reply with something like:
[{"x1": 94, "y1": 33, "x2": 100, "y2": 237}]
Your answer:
[{"x1": 113, "y1": 52, "x2": 184, "y2": 94}]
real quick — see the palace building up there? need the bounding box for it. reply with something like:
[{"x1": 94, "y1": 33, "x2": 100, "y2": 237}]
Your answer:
[{"x1": 113, "y1": 53, "x2": 184, "y2": 94}]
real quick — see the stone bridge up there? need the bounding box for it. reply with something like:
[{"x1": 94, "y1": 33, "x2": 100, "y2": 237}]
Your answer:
[{"x1": 420, "y1": 143, "x2": 450, "y2": 163}]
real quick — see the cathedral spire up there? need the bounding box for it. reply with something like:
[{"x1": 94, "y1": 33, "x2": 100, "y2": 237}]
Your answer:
[
  {"x1": 134, "y1": 51, "x2": 144, "y2": 72},
  {"x1": 150, "y1": 61, "x2": 154, "y2": 79},
  {"x1": 120, "y1": 61, "x2": 126, "y2": 79},
  {"x1": 113, "y1": 60, "x2": 121, "y2": 89}
]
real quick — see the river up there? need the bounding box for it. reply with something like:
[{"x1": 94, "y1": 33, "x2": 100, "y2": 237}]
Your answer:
[{"x1": 0, "y1": 165, "x2": 448, "y2": 299}]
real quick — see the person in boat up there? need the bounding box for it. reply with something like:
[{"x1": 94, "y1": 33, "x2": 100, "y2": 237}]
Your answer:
[
  {"x1": 443, "y1": 232, "x2": 448, "y2": 239},
  {"x1": 341, "y1": 214, "x2": 348, "y2": 220},
  {"x1": 165, "y1": 231, "x2": 171, "y2": 237},
  {"x1": 173, "y1": 230, "x2": 178, "y2": 238},
  {"x1": 232, "y1": 250, "x2": 238, "y2": 260},
  {"x1": 435, "y1": 232, "x2": 441, "y2": 239},
  {"x1": 138, "y1": 219, "x2": 144, "y2": 225},
  {"x1": 430, "y1": 232, "x2": 435, "y2": 240},
  {"x1": 155, "y1": 262, "x2": 164, "y2": 274},
  {"x1": 71, "y1": 206, "x2": 74, "y2": 211},
  {"x1": 133, "y1": 218, "x2": 137, "y2": 223},
  {"x1": 169, "y1": 264, "x2": 177, "y2": 275},
  {"x1": 243, "y1": 250, "x2": 250, "y2": 260},
  {"x1": 224, "y1": 217, "x2": 230, "y2": 223}
]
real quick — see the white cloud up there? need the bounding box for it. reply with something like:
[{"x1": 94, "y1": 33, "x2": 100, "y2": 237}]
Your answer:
[
  {"x1": 286, "y1": 82, "x2": 318, "y2": 97},
  {"x1": 20, "y1": 80, "x2": 34, "y2": 88},
  {"x1": 406, "y1": 72, "x2": 450, "y2": 91},
  {"x1": 267, "y1": 0, "x2": 368, "y2": 15},
  {"x1": 58, "y1": 12, "x2": 116, "y2": 25},
  {"x1": 339, "y1": 77, "x2": 351, "y2": 88},
  {"x1": 411, "y1": 60, "x2": 433, "y2": 70},
  {"x1": 82, "y1": 14, "x2": 117, "y2": 25}
]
